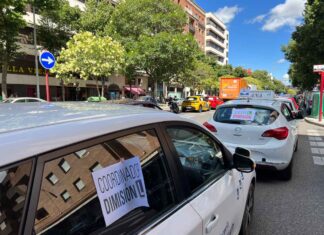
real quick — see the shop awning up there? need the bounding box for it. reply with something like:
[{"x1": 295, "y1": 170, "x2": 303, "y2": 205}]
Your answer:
[{"x1": 124, "y1": 86, "x2": 145, "y2": 95}]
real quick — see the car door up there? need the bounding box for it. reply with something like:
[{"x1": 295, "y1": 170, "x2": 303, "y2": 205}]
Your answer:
[
  {"x1": 24, "y1": 126, "x2": 202, "y2": 235},
  {"x1": 201, "y1": 97, "x2": 209, "y2": 110},
  {"x1": 164, "y1": 124, "x2": 244, "y2": 235},
  {"x1": 281, "y1": 104, "x2": 298, "y2": 146}
]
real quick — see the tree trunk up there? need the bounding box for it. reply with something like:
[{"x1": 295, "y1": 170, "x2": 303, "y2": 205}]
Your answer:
[
  {"x1": 95, "y1": 78, "x2": 100, "y2": 98},
  {"x1": 101, "y1": 77, "x2": 105, "y2": 98},
  {"x1": 60, "y1": 79, "x2": 65, "y2": 101},
  {"x1": 154, "y1": 79, "x2": 158, "y2": 98},
  {"x1": 1, "y1": 60, "x2": 8, "y2": 99}
]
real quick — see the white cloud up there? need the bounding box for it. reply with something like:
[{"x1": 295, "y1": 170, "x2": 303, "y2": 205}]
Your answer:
[
  {"x1": 248, "y1": 14, "x2": 266, "y2": 24},
  {"x1": 248, "y1": 0, "x2": 306, "y2": 32},
  {"x1": 283, "y1": 73, "x2": 291, "y2": 85},
  {"x1": 277, "y1": 58, "x2": 286, "y2": 64},
  {"x1": 214, "y1": 6, "x2": 243, "y2": 24}
]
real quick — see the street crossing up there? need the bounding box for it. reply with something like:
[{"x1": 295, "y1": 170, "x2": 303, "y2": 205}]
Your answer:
[{"x1": 307, "y1": 127, "x2": 324, "y2": 166}]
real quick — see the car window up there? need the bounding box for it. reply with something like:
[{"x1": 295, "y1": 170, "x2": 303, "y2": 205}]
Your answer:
[
  {"x1": 0, "y1": 160, "x2": 33, "y2": 235},
  {"x1": 34, "y1": 129, "x2": 176, "y2": 235},
  {"x1": 214, "y1": 106, "x2": 279, "y2": 125},
  {"x1": 14, "y1": 99, "x2": 26, "y2": 103},
  {"x1": 166, "y1": 127, "x2": 225, "y2": 192},
  {"x1": 26, "y1": 99, "x2": 39, "y2": 102},
  {"x1": 186, "y1": 97, "x2": 197, "y2": 101},
  {"x1": 284, "y1": 101, "x2": 294, "y2": 111},
  {"x1": 281, "y1": 104, "x2": 293, "y2": 121}
]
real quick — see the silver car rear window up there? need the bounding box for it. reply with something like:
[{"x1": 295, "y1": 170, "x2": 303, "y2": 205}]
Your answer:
[{"x1": 214, "y1": 106, "x2": 279, "y2": 125}]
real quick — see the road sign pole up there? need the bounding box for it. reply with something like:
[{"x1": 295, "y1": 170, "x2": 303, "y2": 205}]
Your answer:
[
  {"x1": 45, "y1": 70, "x2": 50, "y2": 101},
  {"x1": 319, "y1": 72, "x2": 324, "y2": 122}
]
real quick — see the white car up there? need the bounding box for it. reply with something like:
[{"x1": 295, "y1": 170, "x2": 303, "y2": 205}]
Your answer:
[
  {"x1": 0, "y1": 103, "x2": 255, "y2": 235},
  {"x1": 204, "y1": 99, "x2": 298, "y2": 180},
  {"x1": 275, "y1": 97, "x2": 303, "y2": 118},
  {"x1": 2, "y1": 97, "x2": 47, "y2": 103}
]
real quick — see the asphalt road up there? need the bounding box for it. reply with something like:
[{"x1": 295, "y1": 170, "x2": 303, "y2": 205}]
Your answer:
[{"x1": 180, "y1": 111, "x2": 324, "y2": 235}]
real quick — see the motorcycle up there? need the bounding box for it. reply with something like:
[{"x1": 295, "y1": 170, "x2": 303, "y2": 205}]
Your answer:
[{"x1": 168, "y1": 100, "x2": 180, "y2": 114}]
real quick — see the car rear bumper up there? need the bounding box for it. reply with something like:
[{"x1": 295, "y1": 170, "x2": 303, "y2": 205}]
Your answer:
[{"x1": 224, "y1": 142, "x2": 293, "y2": 170}]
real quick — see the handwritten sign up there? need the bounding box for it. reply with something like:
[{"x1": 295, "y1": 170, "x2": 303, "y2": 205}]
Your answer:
[
  {"x1": 230, "y1": 109, "x2": 256, "y2": 121},
  {"x1": 92, "y1": 157, "x2": 149, "y2": 227}
]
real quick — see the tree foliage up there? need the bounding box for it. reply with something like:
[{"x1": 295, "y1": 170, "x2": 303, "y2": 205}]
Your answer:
[
  {"x1": 131, "y1": 32, "x2": 198, "y2": 83},
  {"x1": 53, "y1": 32, "x2": 125, "y2": 95},
  {"x1": 79, "y1": 0, "x2": 113, "y2": 36},
  {"x1": 37, "y1": 0, "x2": 81, "y2": 55},
  {"x1": 283, "y1": 0, "x2": 324, "y2": 89},
  {"x1": 0, "y1": 0, "x2": 28, "y2": 98},
  {"x1": 108, "y1": 0, "x2": 187, "y2": 43}
]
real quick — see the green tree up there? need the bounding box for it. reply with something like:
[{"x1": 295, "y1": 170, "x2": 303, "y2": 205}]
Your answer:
[
  {"x1": 108, "y1": 0, "x2": 189, "y2": 94},
  {"x1": 0, "y1": 0, "x2": 27, "y2": 99},
  {"x1": 37, "y1": 0, "x2": 81, "y2": 54},
  {"x1": 79, "y1": 0, "x2": 114, "y2": 36},
  {"x1": 53, "y1": 32, "x2": 125, "y2": 97},
  {"x1": 233, "y1": 66, "x2": 248, "y2": 78},
  {"x1": 108, "y1": 0, "x2": 187, "y2": 43},
  {"x1": 131, "y1": 32, "x2": 198, "y2": 96},
  {"x1": 283, "y1": 0, "x2": 324, "y2": 89},
  {"x1": 251, "y1": 70, "x2": 272, "y2": 81}
]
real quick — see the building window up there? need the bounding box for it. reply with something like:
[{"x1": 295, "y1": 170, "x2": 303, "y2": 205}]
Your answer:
[
  {"x1": 36, "y1": 208, "x2": 49, "y2": 220},
  {"x1": 59, "y1": 159, "x2": 71, "y2": 173},
  {"x1": 61, "y1": 190, "x2": 71, "y2": 202},
  {"x1": 74, "y1": 178, "x2": 85, "y2": 192},
  {"x1": 90, "y1": 162, "x2": 103, "y2": 172},
  {"x1": 46, "y1": 173, "x2": 59, "y2": 185},
  {"x1": 75, "y1": 149, "x2": 88, "y2": 159}
]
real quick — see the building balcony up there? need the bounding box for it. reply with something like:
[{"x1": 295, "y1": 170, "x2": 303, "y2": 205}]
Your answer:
[
  {"x1": 206, "y1": 24, "x2": 226, "y2": 38},
  {"x1": 189, "y1": 24, "x2": 196, "y2": 34},
  {"x1": 206, "y1": 35, "x2": 226, "y2": 48},
  {"x1": 205, "y1": 47, "x2": 225, "y2": 58}
]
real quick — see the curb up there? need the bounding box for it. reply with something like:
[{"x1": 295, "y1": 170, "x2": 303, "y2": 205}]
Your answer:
[{"x1": 304, "y1": 117, "x2": 324, "y2": 127}]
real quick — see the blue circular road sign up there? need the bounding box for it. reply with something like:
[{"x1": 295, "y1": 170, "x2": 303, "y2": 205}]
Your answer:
[{"x1": 39, "y1": 51, "x2": 56, "y2": 70}]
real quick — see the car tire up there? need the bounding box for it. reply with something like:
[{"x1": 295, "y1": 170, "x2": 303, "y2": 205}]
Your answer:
[
  {"x1": 280, "y1": 158, "x2": 293, "y2": 181},
  {"x1": 182, "y1": 108, "x2": 186, "y2": 112},
  {"x1": 294, "y1": 139, "x2": 298, "y2": 152},
  {"x1": 239, "y1": 183, "x2": 254, "y2": 235},
  {"x1": 199, "y1": 105, "x2": 202, "y2": 113}
]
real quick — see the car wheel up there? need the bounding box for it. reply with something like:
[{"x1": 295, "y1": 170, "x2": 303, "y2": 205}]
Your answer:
[
  {"x1": 199, "y1": 105, "x2": 202, "y2": 113},
  {"x1": 182, "y1": 108, "x2": 186, "y2": 112},
  {"x1": 280, "y1": 158, "x2": 293, "y2": 180},
  {"x1": 294, "y1": 139, "x2": 298, "y2": 152},
  {"x1": 240, "y1": 183, "x2": 254, "y2": 235}
]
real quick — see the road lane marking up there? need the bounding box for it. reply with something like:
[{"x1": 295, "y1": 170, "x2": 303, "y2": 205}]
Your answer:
[
  {"x1": 308, "y1": 136, "x2": 322, "y2": 141},
  {"x1": 313, "y1": 156, "x2": 324, "y2": 166},
  {"x1": 310, "y1": 148, "x2": 324, "y2": 154},
  {"x1": 310, "y1": 142, "x2": 324, "y2": 147}
]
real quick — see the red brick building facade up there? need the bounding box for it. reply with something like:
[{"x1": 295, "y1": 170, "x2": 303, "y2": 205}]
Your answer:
[{"x1": 174, "y1": 0, "x2": 206, "y2": 50}]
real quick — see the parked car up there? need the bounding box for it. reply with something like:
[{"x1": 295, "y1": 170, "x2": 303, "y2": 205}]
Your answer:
[
  {"x1": 2, "y1": 97, "x2": 46, "y2": 103},
  {"x1": 204, "y1": 99, "x2": 299, "y2": 180},
  {"x1": 206, "y1": 96, "x2": 224, "y2": 109},
  {"x1": 0, "y1": 103, "x2": 255, "y2": 235},
  {"x1": 276, "y1": 97, "x2": 304, "y2": 118},
  {"x1": 125, "y1": 100, "x2": 163, "y2": 110},
  {"x1": 181, "y1": 96, "x2": 210, "y2": 112},
  {"x1": 137, "y1": 96, "x2": 157, "y2": 105}
]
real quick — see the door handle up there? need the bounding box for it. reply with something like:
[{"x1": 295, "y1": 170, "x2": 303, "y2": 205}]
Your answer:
[{"x1": 206, "y1": 214, "x2": 219, "y2": 233}]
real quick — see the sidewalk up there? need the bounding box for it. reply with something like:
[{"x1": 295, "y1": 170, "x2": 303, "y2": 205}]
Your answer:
[{"x1": 304, "y1": 117, "x2": 324, "y2": 127}]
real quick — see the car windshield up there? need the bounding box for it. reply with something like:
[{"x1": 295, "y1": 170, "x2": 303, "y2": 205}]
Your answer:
[
  {"x1": 214, "y1": 106, "x2": 279, "y2": 125},
  {"x1": 186, "y1": 97, "x2": 197, "y2": 101}
]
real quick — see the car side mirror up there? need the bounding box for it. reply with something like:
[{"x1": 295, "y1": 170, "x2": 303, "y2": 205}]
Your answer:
[{"x1": 233, "y1": 147, "x2": 255, "y2": 173}]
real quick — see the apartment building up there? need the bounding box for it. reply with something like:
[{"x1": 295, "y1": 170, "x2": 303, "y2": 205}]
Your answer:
[
  {"x1": 205, "y1": 13, "x2": 229, "y2": 65},
  {"x1": 174, "y1": 0, "x2": 206, "y2": 50}
]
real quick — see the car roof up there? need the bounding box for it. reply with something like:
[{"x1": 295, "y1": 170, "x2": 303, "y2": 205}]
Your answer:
[
  {"x1": 0, "y1": 102, "x2": 194, "y2": 166},
  {"x1": 222, "y1": 99, "x2": 282, "y2": 109}
]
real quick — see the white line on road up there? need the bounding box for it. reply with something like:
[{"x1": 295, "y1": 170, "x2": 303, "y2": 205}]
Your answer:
[
  {"x1": 308, "y1": 136, "x2": 322, "y2": 141},
  {"x1": 313, "y1": 156, "x2": 324, "y2": 166},
  {"x1": 310, "y1": 141, "x2": 324, "y2": 147},
  {"x1": 310, "y1": 148, "x2": 324, "y2": 154}
]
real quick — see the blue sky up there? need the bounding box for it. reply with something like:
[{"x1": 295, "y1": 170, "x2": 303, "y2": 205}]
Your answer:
[{"x1": 195, "y1": 0, "x2": 306, "y2": 85}]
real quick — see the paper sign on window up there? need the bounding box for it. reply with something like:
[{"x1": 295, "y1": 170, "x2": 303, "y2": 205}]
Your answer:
[
  {"x1": 230, "y1": 109, "x2": 256, "y2": 121},
  {"x1": 92, "y1": 157, "x2": 149, "y2": 227}
]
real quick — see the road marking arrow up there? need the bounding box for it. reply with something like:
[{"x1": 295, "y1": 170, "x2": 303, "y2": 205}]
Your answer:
[{"x1": 42, "y1": 56, "x2": 54, "y2": 64}]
